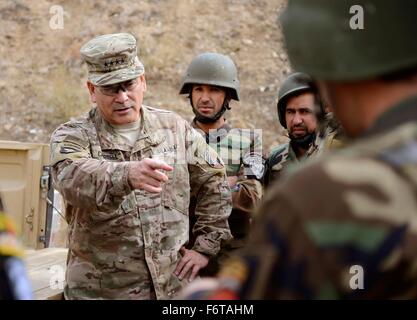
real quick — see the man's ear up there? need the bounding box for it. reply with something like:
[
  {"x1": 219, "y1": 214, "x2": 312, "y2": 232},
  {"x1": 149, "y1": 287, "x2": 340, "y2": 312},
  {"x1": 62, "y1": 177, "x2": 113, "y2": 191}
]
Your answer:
[
  {"x1": 224, "y1": 90, "x2": 232, "y2": 110},
  {"x1": 139, "y1": 75, "x2": 147, "y2": 92},
  {"x1": 86, "y1": 81, "x2": 97, "y2": 103}
]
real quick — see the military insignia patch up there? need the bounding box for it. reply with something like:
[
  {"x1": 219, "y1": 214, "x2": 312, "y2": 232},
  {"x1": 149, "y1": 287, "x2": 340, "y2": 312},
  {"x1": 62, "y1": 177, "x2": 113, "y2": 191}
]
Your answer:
[
  {"x1": 205, "y1": 150, "x2": 223, "y2": 168},
  {"x1": 60, "y1": 146, "x2": 81, "y2": 154},
  {"x1": 243, "y1": 155, "x2": 265, "y2": 180}
]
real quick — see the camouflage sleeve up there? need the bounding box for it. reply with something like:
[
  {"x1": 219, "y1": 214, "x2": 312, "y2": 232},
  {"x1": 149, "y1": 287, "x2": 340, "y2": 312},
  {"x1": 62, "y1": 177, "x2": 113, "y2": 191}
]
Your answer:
[
  {"x1": 231, "y1": 131, "x2": 264, "y2": 214},
  {"x1": 185, "y1": 125, "x2": 233, "y2": 257},
  {"x1": 231, "y1": 178, "x2": 263, "y2": 217},
  {"x1": 50, "y1": 124, "x2": 132, "y2": 212},
  {"x1": 240, "y1": 130, "x2": 264, "y2": 181},
  {"x1": 262, "y1": 145, "x2": 287, "y2": 187}
]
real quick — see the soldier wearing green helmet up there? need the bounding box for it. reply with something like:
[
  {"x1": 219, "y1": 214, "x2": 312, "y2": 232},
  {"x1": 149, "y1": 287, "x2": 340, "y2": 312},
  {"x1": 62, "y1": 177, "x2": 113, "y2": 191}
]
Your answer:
[
  {"x1": 179, "y1": 53, "x2": 263, "y2": 274},
  {"x1": 179, "y1": 52, "x2": 240, "y2": 124},
  {"x1": 187, "y1": 0, "x2": 417, "y2": 299},
  {"x1": 263, "y1": 72, "x2": 324, "y2": 187}
]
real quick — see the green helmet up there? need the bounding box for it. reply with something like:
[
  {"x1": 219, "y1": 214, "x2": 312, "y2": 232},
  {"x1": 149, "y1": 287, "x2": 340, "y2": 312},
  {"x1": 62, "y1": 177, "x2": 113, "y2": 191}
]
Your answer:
[
  {"x1": 280, "y1": 0, "x2": 417, "y2": 81},
  {"x1": 179, "y1": 52, "x2": 240, "y2": 101},
  {"x1": 277, "y1": 72, "x2": 315, "y2": 128}
]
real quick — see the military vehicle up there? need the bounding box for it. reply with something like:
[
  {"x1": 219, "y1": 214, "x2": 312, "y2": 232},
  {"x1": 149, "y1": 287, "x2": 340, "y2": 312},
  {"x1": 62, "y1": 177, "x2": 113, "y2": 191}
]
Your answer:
[{"x1": 0, "y1": 140, "x2": 67, "y2": 299}]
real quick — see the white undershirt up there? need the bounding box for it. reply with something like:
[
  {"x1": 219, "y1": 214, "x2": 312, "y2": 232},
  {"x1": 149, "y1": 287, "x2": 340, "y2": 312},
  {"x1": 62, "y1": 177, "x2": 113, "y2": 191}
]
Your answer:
[{"x1": 110, "y1": 120, "x2": 140, "y2": 146}]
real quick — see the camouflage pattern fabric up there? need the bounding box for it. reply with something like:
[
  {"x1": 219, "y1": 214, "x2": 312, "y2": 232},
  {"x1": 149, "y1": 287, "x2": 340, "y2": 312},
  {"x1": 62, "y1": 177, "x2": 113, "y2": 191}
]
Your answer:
[
  {"x1": 80, "y1": 33, "x2": 145, "y2": 86},
  {"x1": 216, "y1": 95, "x2": 417, "y2": 299},
  {"x1": 315, "y1": 112, "x2": 347, "y2": 155},
  {"x1": 191, "y1": 121, "x2": 263, "y2": 179},
  {"x1": 263, "y1": 140, "x2": 319, "y2": 188},
  {"x1": 189, "y1": 121, "x2": 263, "y2": 274},
  {"x1": 50, "y1": 105, "x2": 232, "y2": 300}
]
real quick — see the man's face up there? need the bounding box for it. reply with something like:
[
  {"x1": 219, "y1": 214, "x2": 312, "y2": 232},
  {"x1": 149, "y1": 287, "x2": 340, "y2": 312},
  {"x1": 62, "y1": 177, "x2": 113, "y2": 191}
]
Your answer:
[
  {"x1": 191, "y1": 84, "x2": 226, "y2": 118},
  {"x1": 285, "y1": 92, "x2": 318, "y2": 138},
  {"x1": 87, "y1": 75, "x2": 147, "y2": 125}
]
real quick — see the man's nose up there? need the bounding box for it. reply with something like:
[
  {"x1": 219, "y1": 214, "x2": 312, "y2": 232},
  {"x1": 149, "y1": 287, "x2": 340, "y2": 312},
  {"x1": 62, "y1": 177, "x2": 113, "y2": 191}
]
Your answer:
[
  {"x1": 293, "y1": 112, "x2": 303, "y2": 125},
  {"x1": 114, "y1": 89, "x2": 129, "y2": 103},
  {"x1": 199, "y1": 90, "x2": 211, "y2": 102}
]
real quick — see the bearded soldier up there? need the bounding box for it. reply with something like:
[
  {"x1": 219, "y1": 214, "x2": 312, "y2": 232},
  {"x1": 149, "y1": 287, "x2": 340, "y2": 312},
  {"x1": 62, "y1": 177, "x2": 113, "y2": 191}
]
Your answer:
[{"x1": 263, "y1": 72, "x2": 324, "y2": 187}]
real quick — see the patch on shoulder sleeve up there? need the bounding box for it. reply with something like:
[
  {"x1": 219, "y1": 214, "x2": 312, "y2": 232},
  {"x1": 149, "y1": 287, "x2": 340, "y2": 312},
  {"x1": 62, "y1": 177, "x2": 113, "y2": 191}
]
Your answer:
[
  {"x1": 56, "y1": 136, "x2": 88, "y2": 155},
  {"x1": 243, "y1": 154, "x2": 264, "y2": 179},
  {"x1": 60, "y1": 145, "x2": 83, "y2": 154},
  {"x1": 188, "y1": 129, "x2": 224, "y2": 169},
  {"x1": 50, "y1": 134, "x2": 91, "y2": 166},
  {"x1": 205, "y1": 148, "x2": 224, "y2": 169}
]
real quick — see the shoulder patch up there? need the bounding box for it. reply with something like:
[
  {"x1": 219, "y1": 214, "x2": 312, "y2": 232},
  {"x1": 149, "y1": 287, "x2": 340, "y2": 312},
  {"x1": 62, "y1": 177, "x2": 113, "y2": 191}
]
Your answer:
[{"x1": 205, "y1": 148, "x2": 224, "y2": 168}]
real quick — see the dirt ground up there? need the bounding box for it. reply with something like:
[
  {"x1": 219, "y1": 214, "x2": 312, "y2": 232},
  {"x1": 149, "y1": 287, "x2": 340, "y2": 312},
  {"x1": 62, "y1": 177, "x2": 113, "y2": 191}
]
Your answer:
[{"x1": 0, "y1": 0, "x2": 291, "y2": 154}]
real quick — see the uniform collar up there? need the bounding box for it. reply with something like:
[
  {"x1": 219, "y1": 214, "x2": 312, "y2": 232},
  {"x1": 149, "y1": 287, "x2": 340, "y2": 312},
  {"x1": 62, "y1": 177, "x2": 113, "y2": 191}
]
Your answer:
[
  {"x1": 362, "y1": 94, "x2": 417, "y2": 138},
  {"x1": 91, "y1": 105, "x2": 163, "y2": 152},
  {"x1": 191, "y1": 118, "x2": 232, "y2": 143}
]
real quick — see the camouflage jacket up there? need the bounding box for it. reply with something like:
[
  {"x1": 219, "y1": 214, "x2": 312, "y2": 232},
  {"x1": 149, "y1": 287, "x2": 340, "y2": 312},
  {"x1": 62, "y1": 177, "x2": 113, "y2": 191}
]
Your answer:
[
  {"x1": 50, "y1": 106, "x2": 232, "y2": 300},
  {"x1": 190, "y1": 121, "x2": 263, "y2": 240},
  {"x1": 217, "y1": 95, "x2": 417, "y2": 299},
  {"x1": 191, "y1": 120, "x2": 264, "y2": 180},
  {"x1": 315, "y1": 112, "x2": 347, "y2": 155},
  {"x1": 263, "y1": 140, "x2": 319, "y2": 188}
]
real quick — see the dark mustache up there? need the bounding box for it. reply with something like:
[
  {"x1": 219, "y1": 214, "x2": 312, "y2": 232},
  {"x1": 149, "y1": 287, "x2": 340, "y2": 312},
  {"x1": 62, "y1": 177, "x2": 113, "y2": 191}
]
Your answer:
[
  {"x1": 112, "y1": 102, "x2": 134, "y2": 111},
  {"x1": 197, "y1": 104, "x2": 214, "y2": 108},
  {"x1": 292, "y1": 124, "x2": 307, "y2": 130}
]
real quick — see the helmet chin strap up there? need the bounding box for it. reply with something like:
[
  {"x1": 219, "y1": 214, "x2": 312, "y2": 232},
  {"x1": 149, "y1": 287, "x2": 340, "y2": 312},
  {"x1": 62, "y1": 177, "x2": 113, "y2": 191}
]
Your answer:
[
  {"x1": 289, "y1": 132, "x2": 316, "y2": 150},
  {"x1": 190, "y1": 97, "x2": 231, "y2": 124}
]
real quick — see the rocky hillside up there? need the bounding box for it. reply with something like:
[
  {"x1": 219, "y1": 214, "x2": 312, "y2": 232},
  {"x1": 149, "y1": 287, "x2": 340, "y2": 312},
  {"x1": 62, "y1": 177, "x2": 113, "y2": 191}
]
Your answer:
[{"x1": 0, "y1": 0, "x2": 291, "y2": 153}]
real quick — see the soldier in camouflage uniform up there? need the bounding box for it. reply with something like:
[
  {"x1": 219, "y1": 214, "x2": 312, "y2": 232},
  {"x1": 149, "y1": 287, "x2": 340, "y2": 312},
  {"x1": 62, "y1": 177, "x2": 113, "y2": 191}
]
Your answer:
[
  {"x1": 184, "y1": 0, "x2": 417, "y2": 299},
  {"x1": 179, "y1": 53, "x2": 263, "y2": 273},
  {"x1": 263, "y1": 72, "x2": 324, "y2": 187},
  {"x1": 50, "y1": 33, "x2": 232, "y2": 300}
]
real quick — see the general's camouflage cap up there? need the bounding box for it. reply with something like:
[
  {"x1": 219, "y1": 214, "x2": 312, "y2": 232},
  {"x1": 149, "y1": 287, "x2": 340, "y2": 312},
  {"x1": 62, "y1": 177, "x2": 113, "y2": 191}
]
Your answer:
[{"x1": 80, "y1": 33, "x2": 145, "y2": 86}]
